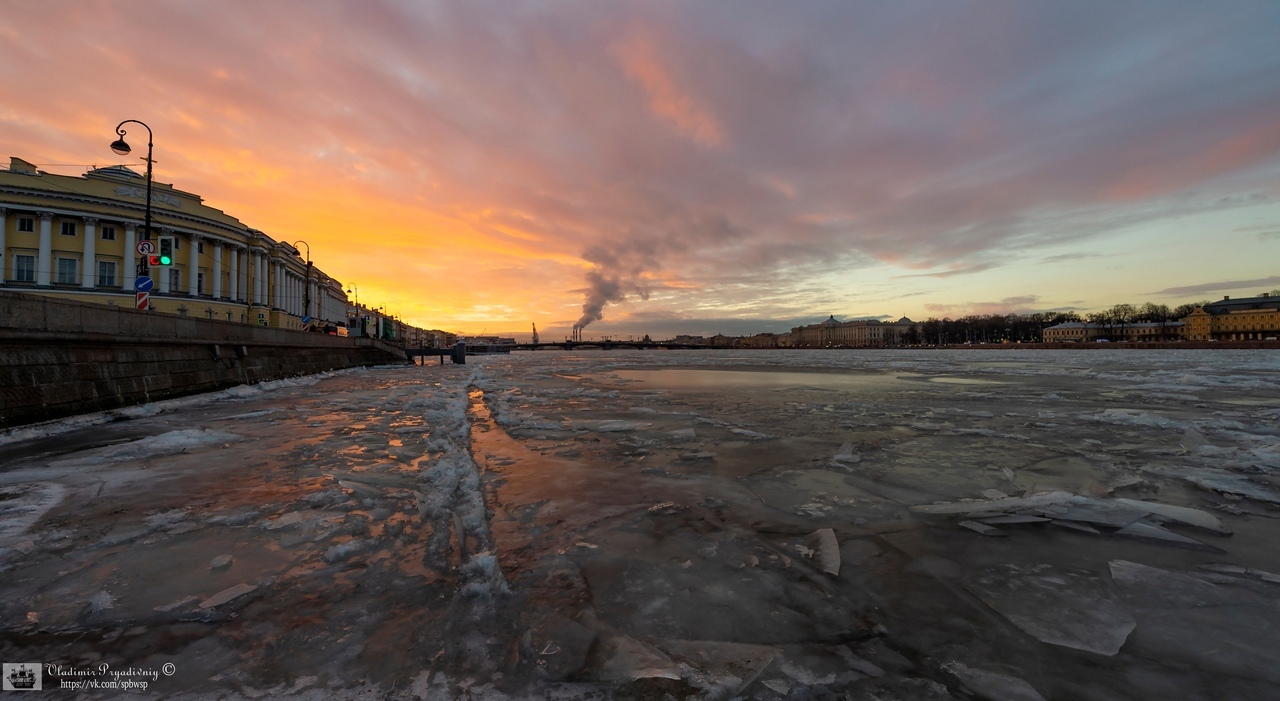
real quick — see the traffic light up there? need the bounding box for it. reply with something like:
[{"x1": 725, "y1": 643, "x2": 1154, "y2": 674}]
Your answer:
[
  {"x1": 148, "y1": 255, "x2": 162, "y2": 266},
  {"x1": 157, "y1": 237, "x2": 174, "y2": 266}
]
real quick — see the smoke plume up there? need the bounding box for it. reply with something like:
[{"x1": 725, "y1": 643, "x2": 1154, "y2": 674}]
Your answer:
[{"x1": 572, "y1": 240, "x2": 664, "y2": 332}]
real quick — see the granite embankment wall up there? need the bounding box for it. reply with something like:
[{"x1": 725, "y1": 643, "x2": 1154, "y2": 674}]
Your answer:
[{"x1": 0, "y1": 291, "x2": 407, "y2": 427}]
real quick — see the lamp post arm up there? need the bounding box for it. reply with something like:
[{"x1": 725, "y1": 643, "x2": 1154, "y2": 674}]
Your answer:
[{"x1": 115, "y1": 120, "x2": 155, "y2": 243}]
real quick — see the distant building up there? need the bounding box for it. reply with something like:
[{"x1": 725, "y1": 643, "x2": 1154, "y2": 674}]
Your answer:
[
  {"x1": 460, "y1": 335, "x2": 516, "y2": 347},
  {"x1": 1044, "y1": 321, "x2": 1185, "y2": 342},
  {"x1": 1, "y1": 156, "x2": 347, "y2": 329},
  {"x1": 1184, "y1": 295, "x2": 1280, "y2": 341},
  {"x1": 739, "y1": 333, "x2": 780, "y2": 348},
  {"x1": 787, "y1": 315, "x2": 920, "y2": 348}
]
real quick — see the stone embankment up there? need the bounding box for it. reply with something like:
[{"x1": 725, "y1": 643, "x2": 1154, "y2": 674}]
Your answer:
[{"x1": 0, "y1": 290, "x2": 405, "y2": 427}]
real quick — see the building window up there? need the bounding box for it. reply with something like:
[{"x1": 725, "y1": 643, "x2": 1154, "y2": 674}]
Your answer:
[
  {"x1": 60, "y1": 222, "x2": 77, "y2": 236},
  {"x1": 169, "y1": 268, "x2": 181, "y2": 291},
  {"x1": 17, "y1": 217, "x2": 34, "y2": 232},
  {"x1": 197, "y1": 272, "x2": 205, "y2": 295},
  {"x1": 56, "y1": 258, "x2": 77, "y2": 284},
  {"x1": 97, "y1": 261, "x2": 116, "y2": 287},
  {"x1": 198, "y1": 241, "x2": 205, "y2": 254},
  {"x1": 173, "y1": 238, "x2": 180, "y2": 250},
  {"x1": 13, "y1": 254, "x2": 35, "y2": 282},
  {"x1": 101, "y1": 226, "x2": 116, "y2": 241}
]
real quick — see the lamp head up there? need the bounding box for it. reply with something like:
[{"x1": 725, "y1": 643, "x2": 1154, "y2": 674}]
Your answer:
[{"x1": 110, "y1": 139, "x2": 132, "y2": 156}]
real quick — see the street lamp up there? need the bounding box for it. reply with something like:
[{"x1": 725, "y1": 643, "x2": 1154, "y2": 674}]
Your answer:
[
  {"x1": 293, "y1": 240, "x2": 311, "y2": 322},
  {"x1": 110, "y1": 119, "x2": 154, "y2": 277},
  {"x1": 345, "y1": 284, "x2": 362, "y2": 336}
]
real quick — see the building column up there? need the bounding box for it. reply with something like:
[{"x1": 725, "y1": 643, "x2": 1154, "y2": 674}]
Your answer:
[
  {"x1": 250, "y1": 251, "x2": 259, "y2": 304},
  {"x1": 228, "y1": 245, "x2": 239, "y2": 302},
  {"x1": 188, "y1": 233, "x2": 200, "y2": 295},
  {"x1": 81, "y1": 217, "x2": 98, "y2": 288},
  {"x1": 122, "y1": 224, "x2": 136, "y2": 290},
  {"x1": 241, "y1": 248, "x2": 250, "y2": 303},
  {"x1": 212, "y1": 243, "x2": 223, "y2": 298},
  {"x1": 257, "y1": 253, "x2": 266, "y2": 305},
  {"x1": 254, "y1": 251, "x2": 265, "y2": 304},
  {"x1": 273, "y1": 260, "x2": 283, "y2": 309},
  {"x1": 37, "y1": 212, "x2": 53, "y2": 286}
]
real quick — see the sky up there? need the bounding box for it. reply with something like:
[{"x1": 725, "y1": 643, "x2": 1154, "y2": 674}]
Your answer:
[{"x1": 2, "y1": 1, "x2": 1279, "y2": 341}]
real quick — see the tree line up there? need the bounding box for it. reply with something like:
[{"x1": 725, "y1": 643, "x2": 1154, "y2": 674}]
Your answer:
[{"x1": 912, "y1": 301, "x2": 1215, "y2": 345}]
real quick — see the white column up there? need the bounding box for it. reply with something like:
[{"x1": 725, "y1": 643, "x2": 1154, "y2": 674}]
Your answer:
[
  {"x1": 81, "y1": 217, "x2": 98, "y2": 288},
  {"x1": 254, "y1": 251, "x2": 265, "y2": 304},
  {"x1": 242, "y1": 248, "x2": 251, "y2": 303},
  {"x1": 122, "y1": 224, "x2": 136, "y2": 290},
  {"x1": 212, "y1": 243, "x2": 223, "y2": 298},
  {"x1": 250, "y1": 251, "x2": 259, "y2": 303},
  {"x1": 188, "y1": 234, "x2": 200, "y2": 295},
  {"x1": 37, "y1": 212, "x2": 53, "y2": 286},
  {"x1": 273, "y1": 260, "x2": 283, "y2": 309},
  {"x1": 228, "y1": 246, "x2": 239, "y2": 301}
]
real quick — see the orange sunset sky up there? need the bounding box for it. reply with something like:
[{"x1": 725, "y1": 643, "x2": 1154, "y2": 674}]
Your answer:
[{"x1": 3, "y1": 1, "x2": 1280, "y2": 340}]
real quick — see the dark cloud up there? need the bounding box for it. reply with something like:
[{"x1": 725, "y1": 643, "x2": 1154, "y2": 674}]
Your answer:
[
  {"x1": 924, "y1": 296, "x2": 1043, "y2": 317},
  {"x1": 1038, "y1": 252, "x2": 1106, "y2": 264},
  {"x1": 1148, "y1": 276, "x2": 1280, "y2": 298}
]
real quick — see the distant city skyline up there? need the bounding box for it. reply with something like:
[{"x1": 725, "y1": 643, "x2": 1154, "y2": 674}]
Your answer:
[{"x1": 3, "y1": 1, "x2": 1279, "y2": 340}]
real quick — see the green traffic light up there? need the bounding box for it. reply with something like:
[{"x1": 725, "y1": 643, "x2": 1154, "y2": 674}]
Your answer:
[{"x1": 160, "y1": 255, "x2": 171, "y2": 265}]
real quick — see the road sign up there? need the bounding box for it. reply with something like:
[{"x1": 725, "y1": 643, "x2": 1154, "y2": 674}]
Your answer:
[
  {"x1": 135, "y1": 291, "x2": 149, "y2": 310},
  {"x1": 134, "y1": 276, "x2": 154, "y2": 293},
  {"x1": 136, "y1": 240, "x2": 155, "y2": 256},
  {"x1": 302, "y1": 316, "x2": 312, "y2": 325}
]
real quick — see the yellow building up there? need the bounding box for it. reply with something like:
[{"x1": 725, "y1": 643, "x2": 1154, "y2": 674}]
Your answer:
[
  {"x1": 1, "y1": 157, "x2": 347, "y2": 329},
  {"x1": 1183, "y1": 295, "x2": 1280, "y2": 341}
]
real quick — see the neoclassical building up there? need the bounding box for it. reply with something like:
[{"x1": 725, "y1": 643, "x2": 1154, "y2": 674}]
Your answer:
[
  {"x1": 1183, "y1": 295, "x2": 1279, "y2": 341},
  {"x1": 784, "y1": 315, "x2": 919, "y2": 347},
  {"x1": 1, "y1": 156, "x2": 347, "y2": 329}
]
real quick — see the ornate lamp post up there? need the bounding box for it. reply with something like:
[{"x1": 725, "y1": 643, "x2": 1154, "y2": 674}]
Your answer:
[
  {"x1": 346, "y1": 284, "x2": 363, "y2": 336},
  {"x1": 293, "y1": 240, "x2": 311, "y2": 323},
  {"x1": 109, "y1": 120, "x2": 154, "y2": 278}
]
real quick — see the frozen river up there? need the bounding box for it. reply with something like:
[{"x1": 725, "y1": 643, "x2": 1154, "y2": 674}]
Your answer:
[{"x1": 2, "y1": 349, "x2": 1279, "y2": 699}]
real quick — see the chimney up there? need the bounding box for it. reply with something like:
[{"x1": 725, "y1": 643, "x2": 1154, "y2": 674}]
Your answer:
[
  {"x1": 1223, "y1": 296, "x2": 1230, "y2": 301},
  {"x1": 8, "y1": 157, "x2": 36, "y2": 174}
]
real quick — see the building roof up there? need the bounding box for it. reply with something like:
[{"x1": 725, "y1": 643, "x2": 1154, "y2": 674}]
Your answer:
[
  {"x1": 1202, "y1": 295, "x2": 1279, "y2": 315},
  {"x1": 1, "y1": 155, "x2": 250, "y2": 234}
]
